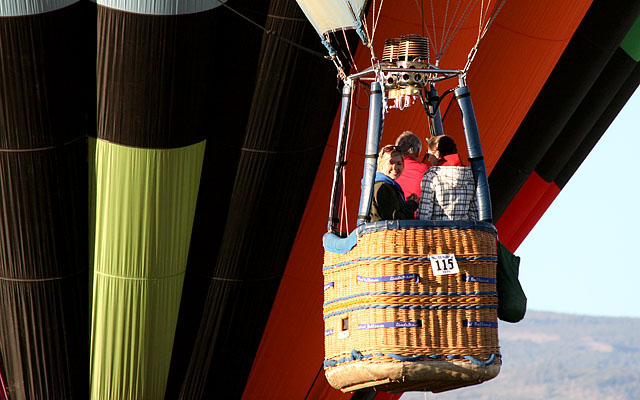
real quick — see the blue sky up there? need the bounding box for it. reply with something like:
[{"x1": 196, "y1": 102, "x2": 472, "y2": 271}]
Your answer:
[{"x1": 516, "y1": 86, "x2": 640, "y2": 319}]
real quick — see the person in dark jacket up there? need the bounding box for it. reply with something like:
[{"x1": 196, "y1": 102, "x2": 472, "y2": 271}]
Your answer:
[{"x1": 369, "y1": 145, "x2": 419, "y2": 222}]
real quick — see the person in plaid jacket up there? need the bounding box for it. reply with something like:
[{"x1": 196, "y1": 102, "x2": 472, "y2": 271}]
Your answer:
[{"x1": 417, "y1": 135, "x2": 479, "y2": 221}]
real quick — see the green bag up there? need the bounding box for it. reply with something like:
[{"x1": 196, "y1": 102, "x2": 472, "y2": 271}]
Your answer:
[{"x1": 497, "y1": 241, "x2": 527, "y2": 323}]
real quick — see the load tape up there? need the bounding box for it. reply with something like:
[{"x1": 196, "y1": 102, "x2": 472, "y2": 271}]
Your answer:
[
  {"x1": 464, "y1": 321, "x2": 498, "y2": 328},
  {"x1": 465, "y1": 274, "x2": 496, "y2": 284},
  {"x1": 357, "y1": 273, "x2": 420, "y2": 283},
  {"x1": 357, "y1": 321, "x2": 422, "y2": 329}
]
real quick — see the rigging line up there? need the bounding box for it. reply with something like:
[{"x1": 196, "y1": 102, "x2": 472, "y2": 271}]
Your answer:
[
  {"x1": 239, "y1": 142, "x2": 326, "y2": 154},
  {"x1": 361, "y1": 13, "x2": 372, "y2": 47},
  {"x1": 480, "y1": 0, "x2": 507, "y2": 40},
  {"x1": 438, "y1": 0, "x2": 479, "y2": 60},
  {"x1": 0, "y1": 368, "x2": 7, "y2": 400},
  {"x1": 441, "y1": 90, "x2": 455, "y2": 123},
  {"x1": 368, "y1": 0, "x2": 381, "y2": 43},
  {"x1": 421, "y1": 0, "x2": 424, "y2": 37},
  {"x1": 356, "y1": 1, "x2": 374, "y2": 52},
  {"x1": 449, "y1": 0, "x2": 480, "y2": 48},
  {"x1": 266, "y1": 14, "x2": 307, "y2": 22},
  {"x1": 347, "y1": 82, "x2": 358, "y2": 156},
  {"x1": 429, "y1": 0, "x2": 439, "y2": 56},
  {"x1": 213, "y1": 0, "x2": 326, "y2": 60},
  {"x1": 414, "y1": 0, "x2": 434, "y2": 56},
  {"x1": 354, "y1": 81, "x2": 371, "y2": 110},
  {"x1": 341, "y1": 84, "x2": 357, "y2": 233},
  {"x1": 371, "y1": 0, "x2": 376, "y2": 28},
  {"x1": 478, "y1": 0, "x2": 495, "y2": 40},
  {"x1": 440, "y1": 0, "x2": 464, "y2": 55},
  {"x1": 340, "y1": 168, "x2": 348, "y2": 233},
  {"x1": 331, "y1": 31, "x2": 354, "y2": 68},
  {"x1": 0, "y1": 135, "x2": 86, "y2": 153},
  {"x1": 0, "y1": 268, "x2": 87, "y2": 282},
  {"x1": 477, "y1": 0, "x2": 487, "y2": 39},
  {"x1": 187, "y1": 270, "x2": 282, "y2": 282},
  {"x1": 440, "y1": 0, "x2": 450, "y2": 55},
  {"x1": 343, "y1": 29, "x2": 359, "y2": 71},
  {"x1": 421, "y1": 110, "x2": 432, "y2": 163},
  {"x1": 372, "y1": 0, "x2": 385, "y2": 43},
  {"x1": 371, "y1": 0, "x2": 376, "y2": 36},
  {"x1": 463, "y1": 0, "x2": 507, "y2": 73},
  {"x1": 303, "y1": 366, "x2": 325, "y2": 400}
]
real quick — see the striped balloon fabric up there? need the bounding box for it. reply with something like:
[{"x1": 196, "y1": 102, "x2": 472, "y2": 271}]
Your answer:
[
  {"x1": 89, "y1": 0, "x2": 218, "y2": 399},
  {"x1": 0, "y1": 1, "x2": 92, "y2": 399},
  {"x1": 0, "y1": 0, "x2": 220, "y2": 398}
]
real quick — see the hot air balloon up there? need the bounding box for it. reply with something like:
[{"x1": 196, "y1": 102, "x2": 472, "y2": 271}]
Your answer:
[{"x1": 241, "y1": 1, "x2": 640, "y2": 399}]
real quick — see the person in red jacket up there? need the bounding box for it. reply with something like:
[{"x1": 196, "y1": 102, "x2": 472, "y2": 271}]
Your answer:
[
  {"x1": 394, "y1": 131, "x2": 428, "y2": 201},
  {"x1": 417, "y1": 135, "x2": 479, "y2": 221}
]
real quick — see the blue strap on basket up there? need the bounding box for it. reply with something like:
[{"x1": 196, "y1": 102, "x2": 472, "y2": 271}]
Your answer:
[
  {"x1": 323, "y1": 230, "x2": 358, "y2": 254},
  {"x1": 323, "y1": 290, "x2": 498, "y2": 307},
  {"x1": 351, "y1": 349, "x2": 364, "y2": 360},
  {"x1": 464, "y1": 353, "x2": 500, "y2": 366},
  {"x1": 323, "y1": 352, "x2": 501, "y2": 368},
  {"x1": 323, "y1": 255, "x2": 497, "y2": 271},
  {"x1": 324, "y1": 304, "x2": 498, "y2": 319}
]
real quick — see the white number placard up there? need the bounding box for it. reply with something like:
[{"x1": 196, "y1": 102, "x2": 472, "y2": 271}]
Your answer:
[{"x1": 429, "y1": 254, "x2": 459, "y2": 276}]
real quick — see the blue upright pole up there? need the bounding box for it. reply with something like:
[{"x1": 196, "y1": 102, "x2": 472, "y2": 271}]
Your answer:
[
  {"x1": 357, "y1": 81, "x2": 384, "y2": 226},
  {"x1": 328, "y1": 81, "x2": 353, "y2": 233},
  {"x1": 455, "y1": 85, "x2": 492, "y2": 222}
]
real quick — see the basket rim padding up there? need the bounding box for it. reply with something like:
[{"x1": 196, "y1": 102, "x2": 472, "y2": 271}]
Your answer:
[
  {"x1": 324, "y1": 357, "x2": 501, "y2": 391},
  {"x1": 324, "y1": 220, "x2": 496, "y2": 254}
]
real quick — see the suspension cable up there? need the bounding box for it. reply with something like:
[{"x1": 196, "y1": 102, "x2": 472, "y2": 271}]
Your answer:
[
  {"x1": 339, "y1": 82, "x2": 358, "y2": 234},
  {"x1": 428, "y1": 0, "x2": 439, "y2": 57},
  {"x1": 371, "y1": 0, "x2": 385, "y2": 43},
  {"x1": 437, "y1": 0, "x2": 479, "y2": 63},
  {"x1": 414, "y1": 0, "x2": 434, "y2": 55},
  {"x1": 343, "y1": 30, "x2": 359, "y2": 72},
  {"x1": 412, "y1": 0, "x2": 506, "y2": 67},
  {"x1": 462, "y1": 0, "x2": 507, "y2": 75},
  {"x1": 440, "y1": 0, "x2": 467, "y2": 58},
  {"x1": 213, "y1": 0, "x2": 327, "y2": 60}
]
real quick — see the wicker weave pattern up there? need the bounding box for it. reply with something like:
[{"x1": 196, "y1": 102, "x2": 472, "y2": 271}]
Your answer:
[{"x1": 323, "y1": 226, "x2": 499, "y2": 372}]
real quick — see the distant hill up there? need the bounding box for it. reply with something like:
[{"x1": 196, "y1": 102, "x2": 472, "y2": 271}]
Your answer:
[{"x1": 401, "y1": 311, "x2": 640, "y2": 400}]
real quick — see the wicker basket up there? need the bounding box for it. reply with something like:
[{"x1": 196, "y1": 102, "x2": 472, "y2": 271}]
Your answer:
[{"x1": 323, "y1": 220, "x2": 501, "y2": 393}]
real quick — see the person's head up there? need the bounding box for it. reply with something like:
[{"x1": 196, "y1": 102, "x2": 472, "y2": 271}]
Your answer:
[
  {"x1": 426, "y1": 135, "x2": 458, "y2": 165},
  {"x1": 395, "y1": 131, "x2": 422, "y2": 160},
  {"x1": 377, "y1": 145, "x2": 404, "y2": 180}
]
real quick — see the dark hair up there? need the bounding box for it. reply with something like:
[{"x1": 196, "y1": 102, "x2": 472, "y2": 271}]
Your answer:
[{"x1": 427, "y1": 135, "x2": 457, "y2": 157}]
